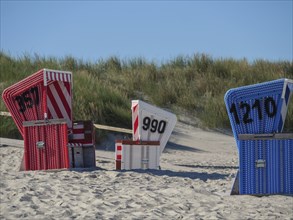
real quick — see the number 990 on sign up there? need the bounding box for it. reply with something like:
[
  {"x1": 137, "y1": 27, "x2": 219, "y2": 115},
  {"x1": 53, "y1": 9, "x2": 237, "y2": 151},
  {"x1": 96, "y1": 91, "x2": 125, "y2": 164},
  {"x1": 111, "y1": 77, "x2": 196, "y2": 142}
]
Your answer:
[{"x1": 142, "y1": 117, "x2": 167, "y2": 134}]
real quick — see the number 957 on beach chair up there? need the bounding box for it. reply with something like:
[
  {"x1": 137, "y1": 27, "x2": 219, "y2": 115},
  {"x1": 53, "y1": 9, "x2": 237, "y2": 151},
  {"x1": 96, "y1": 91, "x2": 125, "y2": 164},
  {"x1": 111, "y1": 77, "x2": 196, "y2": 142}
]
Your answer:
[{"x1": 224, "y1": 78, "x2": 293, "y2": 195}]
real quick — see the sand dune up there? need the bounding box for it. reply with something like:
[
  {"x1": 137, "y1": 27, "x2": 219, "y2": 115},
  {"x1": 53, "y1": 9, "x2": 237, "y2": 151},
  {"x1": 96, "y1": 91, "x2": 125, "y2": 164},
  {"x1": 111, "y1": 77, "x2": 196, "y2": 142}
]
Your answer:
[{"x1": 1, "y1": 118, "x2": 292, "y2": 219}]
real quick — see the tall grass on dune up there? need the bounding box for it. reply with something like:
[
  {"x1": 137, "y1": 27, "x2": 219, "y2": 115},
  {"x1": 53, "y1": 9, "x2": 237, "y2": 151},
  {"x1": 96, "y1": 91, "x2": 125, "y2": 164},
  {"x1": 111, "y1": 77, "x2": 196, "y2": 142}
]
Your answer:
[{"x1": 0, "y1": 52, "x2": 292, "y2": 138}]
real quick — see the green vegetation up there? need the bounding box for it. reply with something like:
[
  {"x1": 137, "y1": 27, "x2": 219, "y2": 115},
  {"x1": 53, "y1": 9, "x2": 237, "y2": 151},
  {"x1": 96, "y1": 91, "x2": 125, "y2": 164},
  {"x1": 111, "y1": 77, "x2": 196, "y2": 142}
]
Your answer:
[{"x1": 1, "y1": 52, "x2": 292, "y2": 138}]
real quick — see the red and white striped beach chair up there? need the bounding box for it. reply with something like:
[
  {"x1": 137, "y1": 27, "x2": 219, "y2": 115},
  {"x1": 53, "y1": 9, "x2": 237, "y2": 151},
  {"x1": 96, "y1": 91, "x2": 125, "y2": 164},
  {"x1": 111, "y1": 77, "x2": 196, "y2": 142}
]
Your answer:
[{"x1": 2, "y1": 69, "x2": 73, "y2": 171}]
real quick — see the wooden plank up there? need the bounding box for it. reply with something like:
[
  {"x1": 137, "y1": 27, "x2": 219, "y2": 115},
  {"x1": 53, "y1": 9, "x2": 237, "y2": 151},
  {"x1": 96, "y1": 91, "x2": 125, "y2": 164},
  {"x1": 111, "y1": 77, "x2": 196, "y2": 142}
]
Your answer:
[
  {"x1": 1, "y1": 110, "x2": 132, "y2": 134},
  {"x1": 0, "y1": 138, "x2": 24, "y2": 148},
  {"x1": 94, "y1": 124, "x2": 132, "y2": 134},
  {"x1": 239, "y1": 133, "x2": 293, "y2": 140},
  {"x1": 115, "y1": 140, "x2": 160, "y2": 145},
  {"x1": 0, "y1": 111, "x2": 11, "y2": 117}
]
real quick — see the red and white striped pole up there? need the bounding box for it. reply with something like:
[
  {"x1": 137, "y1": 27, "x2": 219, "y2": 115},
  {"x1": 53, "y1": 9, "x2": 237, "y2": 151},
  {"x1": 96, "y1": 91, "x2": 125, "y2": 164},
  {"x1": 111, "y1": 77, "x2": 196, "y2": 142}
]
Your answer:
[{"x1": 115, "y1": 143, "x2": 122, "y2": 170}]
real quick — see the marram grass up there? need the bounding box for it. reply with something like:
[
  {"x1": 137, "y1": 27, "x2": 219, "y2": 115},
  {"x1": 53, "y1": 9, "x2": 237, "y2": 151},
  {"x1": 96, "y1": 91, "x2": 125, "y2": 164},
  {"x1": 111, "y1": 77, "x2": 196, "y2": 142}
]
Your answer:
[{"x1": 0, "y1": 52, "x2": 292, "y2": 138}]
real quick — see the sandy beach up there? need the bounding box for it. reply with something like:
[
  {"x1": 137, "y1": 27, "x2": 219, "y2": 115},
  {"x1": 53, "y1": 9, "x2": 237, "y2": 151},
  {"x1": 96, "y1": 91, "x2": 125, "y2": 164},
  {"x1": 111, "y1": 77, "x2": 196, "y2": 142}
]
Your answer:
[{"x1": 0, "y1": 117, "x2": 292, "y2": 219}]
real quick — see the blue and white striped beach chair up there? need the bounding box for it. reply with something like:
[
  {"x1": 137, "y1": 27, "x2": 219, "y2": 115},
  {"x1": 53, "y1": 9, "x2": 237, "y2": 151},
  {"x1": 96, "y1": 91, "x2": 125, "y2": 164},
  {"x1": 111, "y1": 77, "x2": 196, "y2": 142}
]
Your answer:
[{"x1": 224, "y1": 78, "x2": 293, "y2": 195}]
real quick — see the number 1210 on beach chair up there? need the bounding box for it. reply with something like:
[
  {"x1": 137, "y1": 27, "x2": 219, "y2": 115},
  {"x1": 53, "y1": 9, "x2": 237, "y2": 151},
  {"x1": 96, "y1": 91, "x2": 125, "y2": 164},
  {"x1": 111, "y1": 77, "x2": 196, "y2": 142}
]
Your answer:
[{"x1": 225, "y1": 78, "x2": 293, "y2": 195}]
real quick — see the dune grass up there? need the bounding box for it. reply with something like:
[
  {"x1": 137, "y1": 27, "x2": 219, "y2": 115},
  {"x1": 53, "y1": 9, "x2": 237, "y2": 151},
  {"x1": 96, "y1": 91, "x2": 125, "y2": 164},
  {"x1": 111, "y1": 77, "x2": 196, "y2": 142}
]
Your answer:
[{"x1": 0, "y1": 52, "x2": 292, "y2": 138}]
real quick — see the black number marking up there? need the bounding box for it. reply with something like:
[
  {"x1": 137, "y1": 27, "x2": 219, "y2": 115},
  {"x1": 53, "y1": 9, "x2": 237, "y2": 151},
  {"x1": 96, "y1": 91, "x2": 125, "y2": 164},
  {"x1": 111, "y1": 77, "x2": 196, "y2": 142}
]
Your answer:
[
  {"x1": 240, "y1": 102, "x2": 253, "y2": 124},
  {"x1": 15, "y1": 96, "x2": 26, "y2": 113},
  {"x1": 229, "y1": 103, "x2": 240, "y2": 124},
  {"x1": 265, "y1": 97, "x2": 277, "y2": 118},
  {"x1": 142, "y1": 117, "x2": 151, "y2": 130},
  {"x1": 158, "y1": 120, "x2": 167, "y2": 134},
  {"x1": 15, "y1": 86, "x2": 40, "y2": 113},
  {"x1": 22, "y1": 91, "x2": 33, "y2": 108},
  {"x1": 142, "y1": 117, "x2": 167, "y2": 134},
  {"x1": 230, "y1": 97, "x2": 277, "y2": 125}
]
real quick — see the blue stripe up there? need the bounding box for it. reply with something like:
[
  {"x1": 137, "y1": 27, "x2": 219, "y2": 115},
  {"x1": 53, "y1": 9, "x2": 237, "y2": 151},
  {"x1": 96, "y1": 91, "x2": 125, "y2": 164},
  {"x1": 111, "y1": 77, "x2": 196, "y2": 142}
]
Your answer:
[
  {"x1": 285, "y1": 86, "x2": 290, "y2": 105},
  {"x1": 278, "y1": 117, "x2": 283, "y2": 133}
]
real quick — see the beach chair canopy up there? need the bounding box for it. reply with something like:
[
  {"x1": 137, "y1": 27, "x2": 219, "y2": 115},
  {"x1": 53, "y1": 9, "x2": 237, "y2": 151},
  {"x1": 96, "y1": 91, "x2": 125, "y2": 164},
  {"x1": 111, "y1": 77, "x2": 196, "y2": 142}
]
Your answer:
[{"x1": 224, "y1": 78, "x2": 293, "y2": 139}]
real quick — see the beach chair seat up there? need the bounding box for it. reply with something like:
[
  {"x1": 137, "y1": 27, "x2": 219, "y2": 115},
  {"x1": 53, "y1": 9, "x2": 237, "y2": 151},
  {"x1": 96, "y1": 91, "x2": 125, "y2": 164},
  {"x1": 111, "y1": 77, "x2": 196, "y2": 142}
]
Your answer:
[
  {"x1": 238, "y1": 133, "x2": 293, "y2": 194},
  {"x1": 23, "y1": 119, "x2": 70, "y2": 171},
  {"x1": 115, "y1": 140, "x2": 160, "y2": 170}
]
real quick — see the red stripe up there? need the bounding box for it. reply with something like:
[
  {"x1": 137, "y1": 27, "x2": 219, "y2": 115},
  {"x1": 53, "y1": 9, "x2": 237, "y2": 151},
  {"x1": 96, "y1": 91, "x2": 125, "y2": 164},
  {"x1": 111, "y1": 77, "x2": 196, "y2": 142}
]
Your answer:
[
  {"x1": 24, "y1": 127, "x2": 29, "y2": 170},
  {"x1": 35, "y1": 84, "x2": 44, "y2": 119},
  {"x1": 117, "y1": 145, "x2": 122, "y2": 151},
  {"x1": 64, "y1": 81, "x2": 71, "y2": 96},
  {"x1": 133, "y1": 104, "x2": 138, "y2": 112},
  {"x1": 47, "y1": 86, "x2": 63, "y2": 119},
  {"x1": 42, "y1": 81, "x2": 48, "y2": 118},
  {"x1": 72, "y1": 128, "x2": 84, "y2": 133},
  {"x1": 47, "y1": 110, "x2": 52, "y2": 119},
  {"x1": 116, "y1": 155, "x2": 122, "y2": 160},
  {"x1": 52, "y1": 72, "x2": 56, "y2": 80},
  {"x1": 62, "y1": 124, "x2": 69, "y2": 168},
  {"x1": 53, "y1": 81, "x2": 71, "y2": 118},
  {"x1": 133, "y1": 116, "x2": 138, "y2": 135}
]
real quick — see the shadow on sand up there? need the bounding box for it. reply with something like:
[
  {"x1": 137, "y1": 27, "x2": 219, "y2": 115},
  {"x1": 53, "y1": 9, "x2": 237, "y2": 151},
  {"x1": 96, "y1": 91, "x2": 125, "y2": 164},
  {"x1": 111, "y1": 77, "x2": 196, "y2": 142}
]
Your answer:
[
  {"x1": 125, "y1": 169, "x2": 229, "y2": 181},
  {"x1": 165, "y1": 141, "x2": 206, "y2": 153},
  {"x1": 174, "y1": 164, "x2": 238, "y2": 170}
]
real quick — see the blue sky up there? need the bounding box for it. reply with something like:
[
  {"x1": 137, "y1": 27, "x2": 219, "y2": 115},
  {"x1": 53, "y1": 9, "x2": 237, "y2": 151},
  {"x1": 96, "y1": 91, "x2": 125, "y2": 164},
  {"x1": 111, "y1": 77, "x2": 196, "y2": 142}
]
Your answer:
[{"x1": 1, "y1": 1, "x2": 292, "y2": 63}]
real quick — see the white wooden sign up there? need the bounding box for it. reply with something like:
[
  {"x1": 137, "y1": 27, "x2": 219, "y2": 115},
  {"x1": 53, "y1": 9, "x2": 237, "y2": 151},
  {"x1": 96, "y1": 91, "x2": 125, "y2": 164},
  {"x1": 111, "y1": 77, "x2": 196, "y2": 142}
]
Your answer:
[{"x1": 131, "y1": 100, "x2": 177, "y2": 154}]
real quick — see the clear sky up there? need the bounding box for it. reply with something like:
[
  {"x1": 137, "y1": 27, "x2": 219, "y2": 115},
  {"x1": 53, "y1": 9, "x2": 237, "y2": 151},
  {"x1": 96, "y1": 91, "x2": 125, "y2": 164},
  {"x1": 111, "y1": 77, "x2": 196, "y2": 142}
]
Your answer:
[{"x1": 1, "y1": 1, "x2": 292, "y2": 63}]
